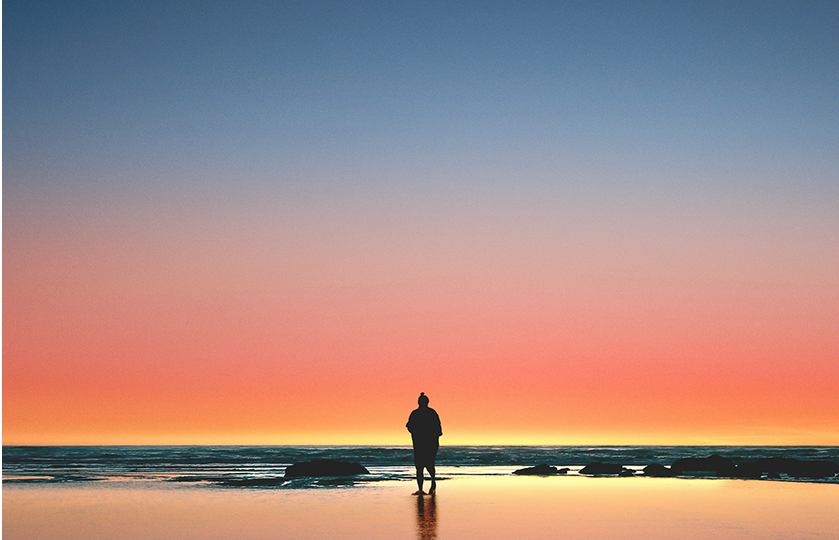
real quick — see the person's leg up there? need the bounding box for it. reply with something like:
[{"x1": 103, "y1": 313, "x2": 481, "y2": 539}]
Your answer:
[
  {"x1": 428, "y1": 464, "x2": 436, "y2": 492},
  {"x1": 415, "y1": 466, "x2": 424, "y2": 493}
]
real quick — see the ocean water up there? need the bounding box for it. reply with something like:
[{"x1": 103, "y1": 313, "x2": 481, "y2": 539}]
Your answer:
[{"x1": 3, "y1": 445, "x2": 838, "y2": 487}]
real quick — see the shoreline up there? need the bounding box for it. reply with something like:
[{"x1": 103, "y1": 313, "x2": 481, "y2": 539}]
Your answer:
[
  {"x1": 4, "y1": 465, "x2": 838, "y2": 487},
  {"x1": 4, "y1": 445, "x2": 838, "y2": 487}
]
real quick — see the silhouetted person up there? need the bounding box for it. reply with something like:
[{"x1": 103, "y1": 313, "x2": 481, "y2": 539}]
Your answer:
[{"x1": 406, "y1": 392, "x2": 442, "y2": 494}]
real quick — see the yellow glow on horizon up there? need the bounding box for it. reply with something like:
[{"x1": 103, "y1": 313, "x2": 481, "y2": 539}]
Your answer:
[{"x1": 6, "y1": 427, "x2": 838, "y2": 447}]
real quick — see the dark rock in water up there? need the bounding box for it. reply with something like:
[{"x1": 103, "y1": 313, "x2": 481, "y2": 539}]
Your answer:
[
  {"x1": 643, "y1": 463, "x2": 674, "y2": 477},
  {"x1": 579, "y1": 462, "x2": 624, "y2": 475},
  {"x1": 733, "y1": 462, "x2": 763, "y2": 479},
  {"x1": 513, "y1": 464, "x2": 567, "y2": 476},
  {"x1": 221, "y1": 477, "x2": 290, "y2": 486},
  {"x1": 788, "y1": 460, "x2": 839, "y2": 479},
  {"x1": 660, "y1": 456, "x2": 839, "y2": 480},
  {"x1": 315, "y1": 477, "x2": 365, "y2": 485},
  {"x1": 750, "y1": 458, "x2": 839, "y2": 479},
  {"x1": 752, "y1": 458, "x2": 799, "y2": 475},
  {"x1": 284, "y1": 460, "x2": 369, "y2": 478},
  {"x1": 618, "y1": 468, "x2": 635, "y2": 477},
  {"x1": 671, "y1": 455, "x2": 736, "y2": 476}
]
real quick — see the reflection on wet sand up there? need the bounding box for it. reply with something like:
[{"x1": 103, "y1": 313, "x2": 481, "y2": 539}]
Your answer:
[
  {"x1": 415, "y1": 493, "x2": 437, "y2": 540},
  {"x1": 5, "y1": 477, "x2": 839, "y2": 540}
]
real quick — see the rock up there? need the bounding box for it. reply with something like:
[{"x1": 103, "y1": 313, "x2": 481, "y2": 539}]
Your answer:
[
  {"x1": 579, "y1": 462, "x2": 623, "y2": 475},
  {"x1": 512, "y1": 464, "x2": 567, "y2": 476},
  {"x1": 751, "y1": 458, "x2": 839, "y2": 479},
  {"x1": 221, "y1": 477, "x2": 289, "y2": 486},
  {"x1": 662, "y1": 456, "x2": 839, "y2": 480},
  {"x1": 788, "y1": 460, "x2": 839, "y2": 479},
  {"x1": 517, "y1": 464, "x2": 569, "y2": 475},
  {"x1": 733, "y1": 462, "x2": 763, "y2": 478},
  {"x1": 643, "y1": 463, "x2": 674, "y2": 477},
  {"x1": 752, "y1": 458, "x2": 798, "y2": 474},
  {"x1": 618, "y1": 468, "x2": 635, "y2": 477},
  {"x1": 284, "y1": 460, "x2": 369, "y2": 478},
  {"x1": 724, "y1": 458, "x2": 839, "y2": 479},
  {"x1": 670, "y1": 455, "x2": 736, "y2": 476}
]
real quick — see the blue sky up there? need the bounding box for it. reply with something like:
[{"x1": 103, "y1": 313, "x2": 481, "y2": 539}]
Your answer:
[{"x1": 6, "y1": 0, "x2": 838, "y2": 203}]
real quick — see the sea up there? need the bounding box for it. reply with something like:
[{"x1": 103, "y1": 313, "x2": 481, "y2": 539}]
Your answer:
[{"x1": 4, "y1": 446, "x2": 838, "y2": 487}]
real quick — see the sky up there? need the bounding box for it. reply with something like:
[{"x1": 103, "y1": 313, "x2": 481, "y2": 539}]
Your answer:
[{"x1": 3, "y1": 0, "x2": 839, "y2": 445}]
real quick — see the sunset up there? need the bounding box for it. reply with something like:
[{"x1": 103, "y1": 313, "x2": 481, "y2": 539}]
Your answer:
[
  {"x1": 4, "y1": 1, "x2": 839, "y2": 539},
  {"x1": 7, "y1": 168, "x2": 838, "y2": 447}
]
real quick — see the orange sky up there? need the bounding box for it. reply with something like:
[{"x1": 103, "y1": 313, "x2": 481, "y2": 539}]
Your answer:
[{"x1": 4, "y1": 191, "x2": 838, "y2": 445}]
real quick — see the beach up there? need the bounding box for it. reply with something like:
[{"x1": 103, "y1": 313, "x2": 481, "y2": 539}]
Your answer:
[
  {"x1": 4, "y1": 446, "x2": 837, "y2": 538},
  {"x1": 5, "y1": 473, "x2": 838, "y2": 540}
]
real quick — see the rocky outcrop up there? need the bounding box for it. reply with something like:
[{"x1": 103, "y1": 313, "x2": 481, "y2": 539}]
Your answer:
[
  {"x1": 643, "y1": 463, "x2": 674, "y2": 477},
  {"x1": 670, "y1": 455, "x2": 736, "y2": 476},
  {"x1": 513, "y1": 464, "x2": 568, "y2": 476},
  {"x1": 732, "y1": 462, "x2": 763, "y2": 478},
  {"x1": 579, "y1": 462, "x2": 625, "y2": 475},
  {"x1": 663, "y1": 455, "x2": 839, "y2": 479},
  {"x1": 284, "y1": 460, "x2": 369, "y2": 478},
  {"x1": 739, "y1": 458, "x2": 839, "y2": 479},
  {"x1": 221, "y1": 477, "x2": 290, "y2": 486}
]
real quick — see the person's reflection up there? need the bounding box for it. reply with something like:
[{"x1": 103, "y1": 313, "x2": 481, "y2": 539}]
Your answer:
[{"x1": 415, "y1": 493, "x2": 437, "y2": 540}]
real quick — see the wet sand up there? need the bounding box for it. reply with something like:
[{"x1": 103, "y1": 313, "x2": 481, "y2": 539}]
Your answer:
[{"x1": 4, "y1": 475, "x2": 838, "y2": 539}]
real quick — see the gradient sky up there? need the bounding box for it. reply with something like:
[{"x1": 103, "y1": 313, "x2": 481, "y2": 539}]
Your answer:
[{"x1": 4, "y1": 1, "x2": 839, "y2": 445}]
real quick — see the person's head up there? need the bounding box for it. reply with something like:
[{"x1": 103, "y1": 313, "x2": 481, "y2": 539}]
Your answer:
[{"x1": 418, "y1": 392, "x2": 429, "y2": 407}]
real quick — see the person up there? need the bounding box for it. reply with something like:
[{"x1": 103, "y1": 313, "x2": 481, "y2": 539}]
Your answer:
[{"x1": 406, "y1": 392, "x2": 442, "y2": 494}]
